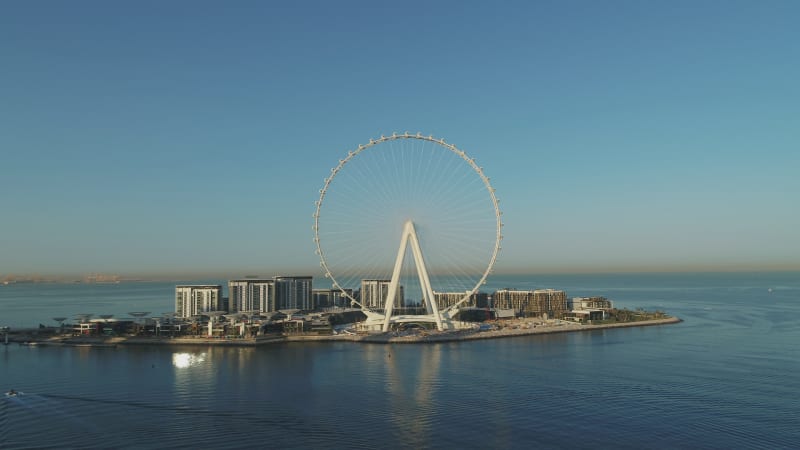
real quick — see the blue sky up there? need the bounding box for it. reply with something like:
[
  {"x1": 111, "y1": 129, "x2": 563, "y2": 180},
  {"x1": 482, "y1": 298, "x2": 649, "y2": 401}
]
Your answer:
[{"x1": 1, "y1": 1, "x2": 798, "y2": 278}]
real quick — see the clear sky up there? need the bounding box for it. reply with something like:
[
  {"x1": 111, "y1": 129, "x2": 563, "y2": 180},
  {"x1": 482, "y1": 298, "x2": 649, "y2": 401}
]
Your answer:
[{"x1": 1, "y1": 1, "x2": 798, "y2": 278}]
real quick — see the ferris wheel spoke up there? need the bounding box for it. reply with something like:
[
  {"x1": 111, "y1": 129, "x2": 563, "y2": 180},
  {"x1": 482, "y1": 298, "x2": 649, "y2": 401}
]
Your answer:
[{"x1": 314, "y1": 133, "x2": 501, "y2": 329}]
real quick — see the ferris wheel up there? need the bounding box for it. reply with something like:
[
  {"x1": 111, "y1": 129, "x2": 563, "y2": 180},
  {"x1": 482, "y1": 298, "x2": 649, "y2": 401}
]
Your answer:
[{"x1": 313, "y1": 132, "x2": 502, "y2": 331}]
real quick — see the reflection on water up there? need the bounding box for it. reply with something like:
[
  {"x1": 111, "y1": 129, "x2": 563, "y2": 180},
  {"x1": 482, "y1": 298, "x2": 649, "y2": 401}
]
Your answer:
[
  {"x1": 384, "y1": 344, "x2": 442, "y2": 446},
  {"x1": 172, "y1": 352, "x2": 206, "y2": 368}
]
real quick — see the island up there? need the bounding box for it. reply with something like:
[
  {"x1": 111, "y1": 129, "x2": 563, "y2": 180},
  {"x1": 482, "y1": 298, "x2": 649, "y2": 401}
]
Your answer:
[{"x1": 3, "y1": 309, "x2": 681, "y2": 348}]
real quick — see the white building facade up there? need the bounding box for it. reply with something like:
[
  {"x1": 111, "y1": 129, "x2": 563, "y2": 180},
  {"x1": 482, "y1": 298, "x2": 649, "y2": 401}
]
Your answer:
[
  {"x1": 361, "y1": 279, "x2": 404, "y2": 310},
  {"x1": 175, "y1": 285, "x2": 223, "y2": 319},
  {"x1": 228, "y1": 279, "x2": 275, "y2": 314}
]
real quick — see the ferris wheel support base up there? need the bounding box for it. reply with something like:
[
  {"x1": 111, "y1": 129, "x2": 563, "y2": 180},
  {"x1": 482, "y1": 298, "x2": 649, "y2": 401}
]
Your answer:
[{"x1": 358, "y1": 314, "x2": 472, "y2": 332}]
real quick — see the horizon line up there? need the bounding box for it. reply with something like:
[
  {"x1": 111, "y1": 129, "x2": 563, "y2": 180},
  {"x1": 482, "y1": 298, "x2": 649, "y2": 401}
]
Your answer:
[{"x1": 3, "y1": 264, "x2": 799, "y2": 282}]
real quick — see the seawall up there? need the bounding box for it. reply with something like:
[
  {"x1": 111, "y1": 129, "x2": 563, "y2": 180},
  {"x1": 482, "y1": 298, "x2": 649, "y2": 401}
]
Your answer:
[{"x1": 6, "y1": 317, "x2": 681, "y2": 348}]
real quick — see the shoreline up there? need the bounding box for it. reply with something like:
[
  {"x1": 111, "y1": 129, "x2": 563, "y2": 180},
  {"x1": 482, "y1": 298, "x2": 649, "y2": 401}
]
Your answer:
[
  {"x1": 5, "y1": 317, "x2": 682, "y2": 348},
  {"x1": 355, "y1": 316, "x2": 682, "y2": 344}
]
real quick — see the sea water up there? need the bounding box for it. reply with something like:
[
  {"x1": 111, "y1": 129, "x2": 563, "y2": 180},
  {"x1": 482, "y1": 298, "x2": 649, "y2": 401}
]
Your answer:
[{"x1": 1, "y1": 272, "x2": 798, "y2": 449}]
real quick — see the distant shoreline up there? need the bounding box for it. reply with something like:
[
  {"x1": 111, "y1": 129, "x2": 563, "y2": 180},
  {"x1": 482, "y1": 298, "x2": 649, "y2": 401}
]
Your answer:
[{"x1": 6, "y1": 317, "x2": 682, "y2": 348}]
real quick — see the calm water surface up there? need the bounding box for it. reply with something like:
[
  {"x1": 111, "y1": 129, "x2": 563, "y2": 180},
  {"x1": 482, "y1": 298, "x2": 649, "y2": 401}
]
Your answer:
[{"x1": 1, "y1": 273, "x2": 799, "y2": 449}]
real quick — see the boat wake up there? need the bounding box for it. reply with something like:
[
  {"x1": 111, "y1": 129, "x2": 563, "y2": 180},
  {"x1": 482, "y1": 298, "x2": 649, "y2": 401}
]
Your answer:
[{"x1": 3, "y1": 392, "x2": 101, "y2": 434}]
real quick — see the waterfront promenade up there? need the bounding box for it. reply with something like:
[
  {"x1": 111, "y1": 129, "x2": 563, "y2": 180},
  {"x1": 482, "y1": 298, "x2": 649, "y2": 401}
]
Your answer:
[{"x1": 7, "y1": 316, "x2": 681, "y2": 348}]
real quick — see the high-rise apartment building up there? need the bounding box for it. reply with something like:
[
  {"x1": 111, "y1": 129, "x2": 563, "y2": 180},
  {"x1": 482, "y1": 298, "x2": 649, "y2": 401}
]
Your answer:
[
  {"x1": 312, "y1": 288, "x2": 353, "y2": 309},
  {"x1": 175, "y1": 285, "x2": 223, "y2": 319},
  {"x1": 274, "y1": 276, "x2": 313, "y2": 310},
  {"x1": 228, "y1": 279, "x2": 275, "y2": 314},
  {"x1": 434, "y1": 291, "x2": 489, "y2": 309},
  {"x1": 532, "y1": 289, "x2": 567, "y2": 316},
  {"x1": 492, "y1": 288, "x2": 567, "y2": 318},
  {"x1": 360, "y1": 279, "x2": 404, "y2": 310}
]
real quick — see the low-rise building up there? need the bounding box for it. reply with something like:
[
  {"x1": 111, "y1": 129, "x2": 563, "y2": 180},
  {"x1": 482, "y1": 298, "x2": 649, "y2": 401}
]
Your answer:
[
  {"x1": 570, "y1": 296, "x2": 613, "y2": 310},
  {"x1": 566, "y1": 296, "x2": 613, "y2": 322}
]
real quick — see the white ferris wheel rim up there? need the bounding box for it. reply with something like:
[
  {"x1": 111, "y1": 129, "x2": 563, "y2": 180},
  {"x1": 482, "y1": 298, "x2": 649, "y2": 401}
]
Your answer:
[{"x1": 313, "y1": 132, "x2": 503, "y2": 308}]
